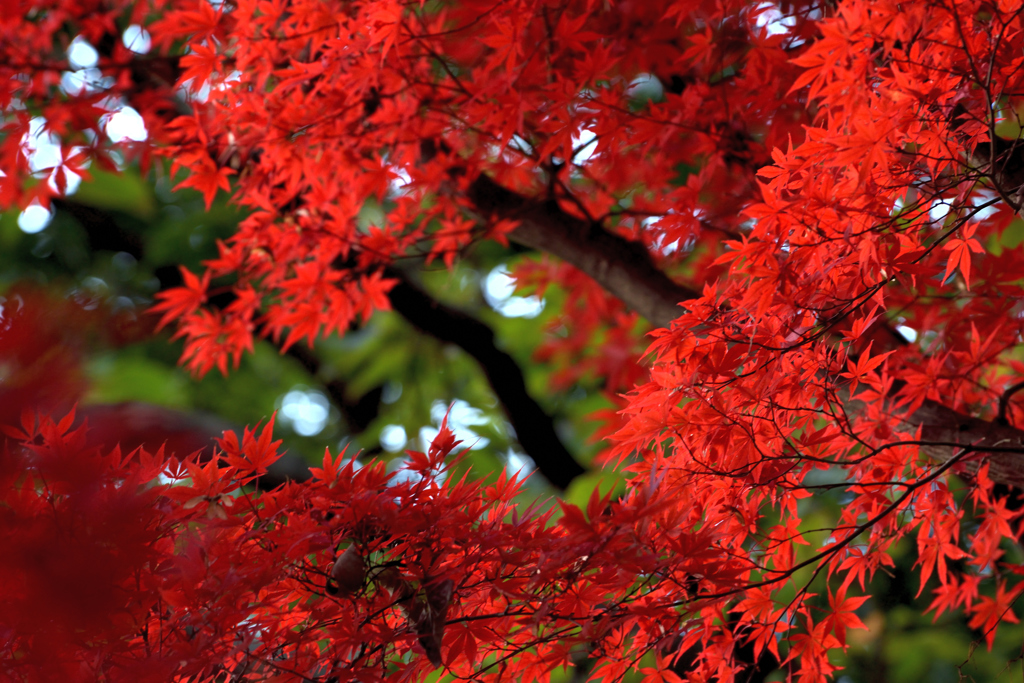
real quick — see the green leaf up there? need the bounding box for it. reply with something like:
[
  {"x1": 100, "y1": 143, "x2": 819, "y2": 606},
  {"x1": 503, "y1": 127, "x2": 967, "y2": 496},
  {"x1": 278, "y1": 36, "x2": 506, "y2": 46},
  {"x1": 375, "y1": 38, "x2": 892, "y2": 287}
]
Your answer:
[{"x1": 73, "y1": 168, "x2": 157, "y2": 219}]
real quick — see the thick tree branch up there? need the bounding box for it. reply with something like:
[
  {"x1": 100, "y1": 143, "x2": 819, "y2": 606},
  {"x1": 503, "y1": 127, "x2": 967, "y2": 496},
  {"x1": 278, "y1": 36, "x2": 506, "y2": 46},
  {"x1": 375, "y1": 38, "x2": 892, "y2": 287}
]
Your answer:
[
  {"x1": 59, "y1": 196, "x2": 584, "y2": 489},
  {"x1": 908, "y1": 402, "x2": 1024, "y2": 490},
  {"x1": 467, "y1": 174, "x2": 698, "y2": 326},
  {"x1": 467, "y1": 175, "x2": 1024, "y2": 491},
  {"x1": 383, "y1": 268, "x2": 586, "y2": 490}
]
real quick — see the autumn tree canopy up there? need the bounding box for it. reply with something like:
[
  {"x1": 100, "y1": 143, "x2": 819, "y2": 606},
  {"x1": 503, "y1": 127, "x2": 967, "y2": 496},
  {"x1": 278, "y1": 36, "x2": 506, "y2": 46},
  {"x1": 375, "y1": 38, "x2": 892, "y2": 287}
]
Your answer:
[{"x1": 5, "y1": 0, "x2": 1024, "y2": 680}]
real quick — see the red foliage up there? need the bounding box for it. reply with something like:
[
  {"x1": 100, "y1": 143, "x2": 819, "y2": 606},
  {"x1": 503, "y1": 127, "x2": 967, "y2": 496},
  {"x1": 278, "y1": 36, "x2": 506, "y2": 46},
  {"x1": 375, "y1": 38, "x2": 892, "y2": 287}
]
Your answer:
[
  {"x1": 3, "y1": 403, "x2": 747, "y2": 683},
  {"x1": 6, "y1": 0, "x2": 1024, "y2": 681}
]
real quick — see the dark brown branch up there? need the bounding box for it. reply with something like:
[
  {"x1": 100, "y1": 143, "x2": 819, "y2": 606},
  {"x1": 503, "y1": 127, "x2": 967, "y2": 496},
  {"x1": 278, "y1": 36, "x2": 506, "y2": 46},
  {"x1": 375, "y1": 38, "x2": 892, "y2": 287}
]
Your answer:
[
  {"x1": 909, "y1": 401, "x2": 1024, "y2": 490},
  {"x1": 60, "y1": 195, "x2": 583, "y2": 488},
  {"x1": 467, "y1": 175, "x2": 1024, "y2": 492},
  {"x1": 467, "y1": 174, "x2": 698, "y2": 327},
  {"x1": 383, "y1": 268, "x2": 586, "y2": 490},
  {"x1": 286, "y1": 272, "x2": 585, "y2": 490},
  {"x1": 997, "y1": 380, "x2": 1024, "y2": 426}
]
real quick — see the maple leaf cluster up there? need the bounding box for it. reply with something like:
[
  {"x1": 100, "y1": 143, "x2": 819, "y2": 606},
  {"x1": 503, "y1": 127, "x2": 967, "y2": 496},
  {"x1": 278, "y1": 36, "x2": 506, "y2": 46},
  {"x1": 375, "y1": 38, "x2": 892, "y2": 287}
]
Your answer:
[
  {"x1": 6, "y1": 0, "x2": 1024, "y2": 681},
  {"x1": 1, "y1": 397, "x2": 760, "y2": 682}
]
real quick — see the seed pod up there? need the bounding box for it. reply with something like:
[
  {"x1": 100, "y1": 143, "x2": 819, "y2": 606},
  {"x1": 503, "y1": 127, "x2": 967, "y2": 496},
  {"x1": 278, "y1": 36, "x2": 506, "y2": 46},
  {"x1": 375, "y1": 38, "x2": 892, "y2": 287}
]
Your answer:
[
  {"x1": 416, "y1": 579, "x2": 454, "y2": 668},
  {"x1": 329, "y1": 545, "x2": 365, "y2": 596},
  {"x1": 376, "y1": 566, "x2": 414, "y2": 601}
]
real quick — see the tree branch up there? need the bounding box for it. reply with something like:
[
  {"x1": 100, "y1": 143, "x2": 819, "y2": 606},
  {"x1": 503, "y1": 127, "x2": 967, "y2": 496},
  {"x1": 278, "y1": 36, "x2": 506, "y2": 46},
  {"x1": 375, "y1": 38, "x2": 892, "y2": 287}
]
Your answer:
[
  {"x1": 907, "y1": 402, "x2": 1024, "y2": 491},
  {"x1": 383, "y1": 267, "x2": 586, "y2": 490},
  {"x1": 58, "y1": 195, "x2": 584, "y2": 489},
  {"x1": 467, "y1": 174, "x2": 698, "y2": 327},
  {"x1": 467, "y1": 174, "x2": 1024, "y2": 492}
]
